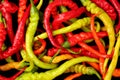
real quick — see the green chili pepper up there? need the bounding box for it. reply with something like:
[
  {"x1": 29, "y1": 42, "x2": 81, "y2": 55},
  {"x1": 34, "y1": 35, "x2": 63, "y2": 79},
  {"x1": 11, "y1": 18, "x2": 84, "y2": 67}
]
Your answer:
[
  {"x1": 16, "y1": 56, "x2": 98, "y2": 80},
  {"x1": 34, "y1": 17, "x2": 90, "y2": 41},
  {"x1": 104, "y1": 31, "x2": 120, "y2": 80},
  {"x1": 65, "y1": 64, "x2": 101, "y2": 80},
  {"x1": 80, "y1": 0, "x2": 115, "y2": 72},
  {"x1": 25, "y1": 0, "x2": 57, "y2": 69}
]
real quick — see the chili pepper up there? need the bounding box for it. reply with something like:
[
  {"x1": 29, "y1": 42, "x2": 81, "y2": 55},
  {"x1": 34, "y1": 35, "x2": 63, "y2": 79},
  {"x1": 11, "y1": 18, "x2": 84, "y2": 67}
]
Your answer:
[
  {"x1": 0, "y1": 1, "x2": 32, "y2": 60},
  {"x1": 0, "y1": 12, "x2": 6, "y2": 51},
  {"x1": 44, "y1": 0, "x2": 79, "y2": 48},
  {"x1": 64, "y1": 73, "x2": 82, "y2": 80},
  {"x1": 47, "y1": 46, "x2": 99, "y2": 59},
  {"x1": 54, "y1": 34, "x2": 65, "y2": 45},
  {"x1": 16, "y1": 56, "x2": 98, "y2": 80},
  {"x1": 41, "y1": 54, "x2": 73, "y2": 64},
  {"x1": 91, "y1": 0, "x2": 117, "y2": 20},
  {"x1": 65, "y1": 64, "x2": 101, "y2": 80},
  {"x1": 25, "y1": 0, "x2": 57, "y2": 69},
  {"x1": 34, "y1": 17, "x2": 90, "y2": 41},
  {"x1": 0, "y1": 67, "x2": 25, "y2": 80},
  {"x1": 80, "y1": 0, "x2": 115, "y2": 73},
  {"x1": 0, "y1": 62, "x2": 20, "y2": 71},
  {"x1": 104, "y1": 31, "x2": 120, "y2": 80},
  {"x1": 90, "y1": 14, "x2": 106, "y2": 78},
  {"x1": 66, "y1": 31, "x2": 108, "y2": 47},
  {"x1": 112, "y1": 68, "x2": 120, "y2": 77},
  {"x1": 36, "y1": 0, "x2": 43, "y2": 10},
  {"x1": 0, "y1": 7, "x2": 14, "y2": 44},
  {"x1": 18, "y1": 0, "x2": 27, "y2": 23},
  {"x1": 1, "y1": 0, "x2": 18, "y2": 13},
  {"x1": 78, "y1": 41, "x2": 112, "y2": 58},
  {"x1": 52, "y1": 7, "x2": 86, "y2": 30},
  {"x1": 110, "y1": 0, "x2": 120, "y2": 33},
  {"x1": 33, "y1": 38, "x2": 46, "y2": 55},
  {"x1": 0, "y1": 0, "x2": 39, "y2": 60}
]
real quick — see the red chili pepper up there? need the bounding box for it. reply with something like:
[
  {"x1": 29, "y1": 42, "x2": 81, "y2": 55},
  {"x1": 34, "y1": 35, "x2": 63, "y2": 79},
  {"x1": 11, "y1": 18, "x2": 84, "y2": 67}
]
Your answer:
[
  {"x1": 18, "y1": 0, "x2": 27, "y2": 23},
  {"x1": 34, "y1": 38, "x2": 46, "y2": 55},
  {"x1": 0, "y1": 7, "x2": 15, "y2": 44},
  {"x1": 91, "y1": 0, "x2": 117, "y2": 20},
  {"x1": 67, "y1": 31, "x2": 108, "y2": 47},
  {"x1": 0, "y1": 0, "x2": 39, "y2": 60},
  {"x1": 0, "y1": 12, "x2": 6, "y2": 51},
  {"x1": 52, "y1": 7, "x2": 86, "y2": 30},
  {"x1": 1, "y1": 0, "x2": 18, "y2": 13},
  {"x1": 47, "y1": 46, "x2": 100, "y2": 59},
  {"x1": 0, "y1": 67, "x2": 25, "y2": 80},
  {"x1": 78, "y1": 41, "x2": 112, "y2": 58},
  {"x1": 110, "y1": 0, "x2": 120, "y2": 33},
  {"x1": 44, "y1": 0, "x2": 78, "y2": 48}
]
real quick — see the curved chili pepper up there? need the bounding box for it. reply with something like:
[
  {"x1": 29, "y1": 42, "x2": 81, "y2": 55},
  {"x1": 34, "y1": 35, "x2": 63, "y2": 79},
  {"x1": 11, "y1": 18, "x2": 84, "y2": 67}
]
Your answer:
[
  {"x1": 0, "y1": 12, "x2": 6, "y2": 51},
  {"x1": 18, "y1": 0, "x2": 27, "y2": 23},
  {"x1": 90, "y1": 14, "x2": 106, "y2": 78},
  {"x1": 34, "y1": 17, "x2": 90, "y2": 41},
  {"x1": 44, "y1": 0, "x2": 79, "y2": 48},
  {"x1": 0, "y1": 2, "x2": 31, "y2": 60},
  {"x1": 0, "y1": 7, "x2": 14, "y2": 44},
  {"x1": 65, "y1": 64, "x2": 101, "y2": 79},
  {"x1": 52, "y1": 7, "x2": 86, "y2": 30},
  {"x1": 80, "y1": 0, "x2": 115, "y2": 73},
  {"x1": 91, "y1": 0, "x2": 117, "y2": 20},
  {"x1": 41, "y1": 54, "x2": 73, "y2": 64},
  {"x1": 25, "y1": 0, "x2": 57, "y2": 69},
  {"x1": 1, "y1": 0, "x2": 18, "y2": 13},
  {"x1": 78, "y1": 41, "x2": 112, "y2": 58},
  {"x1": 16, "y1": 56, "x2": 98, "y2": 80},
  {"x1": 33, "y1": 38, "x2": 46, "y2": 55},
  {"x1": 67, "y1": 31, "x2": 108, "y2": 47},
  {"x1": 104, "y1": 32, "x2": 120, "y2": 80}
]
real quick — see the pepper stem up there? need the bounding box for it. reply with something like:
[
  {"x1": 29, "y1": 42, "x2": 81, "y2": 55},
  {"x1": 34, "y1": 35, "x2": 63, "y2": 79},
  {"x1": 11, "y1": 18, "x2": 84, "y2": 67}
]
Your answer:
[
  {"x1": 0, "y1": 12, "x2": 3, "y2": 23},
  {"x1": 30, "y1": 0, "x2": 34, "y2": 6}
]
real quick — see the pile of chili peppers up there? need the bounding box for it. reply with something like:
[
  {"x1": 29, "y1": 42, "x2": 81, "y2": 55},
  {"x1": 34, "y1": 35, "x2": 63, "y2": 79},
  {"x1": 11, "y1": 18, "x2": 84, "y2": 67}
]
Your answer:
[{"x1": 0, "y1": 0, "x2": 120, "y2": 80}]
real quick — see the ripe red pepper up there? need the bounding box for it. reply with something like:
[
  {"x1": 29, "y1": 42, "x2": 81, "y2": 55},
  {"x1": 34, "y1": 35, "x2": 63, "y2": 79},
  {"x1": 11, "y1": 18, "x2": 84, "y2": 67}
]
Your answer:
[
  {"x1": 110, "y1": 0, "x2": 120, "y2": 33},
  {"x1": 0, "y1": 0, "x2": 39, "y2": 60},
  {"x1": 47, "y1": 47, "x2": 99, "y2": 59},
  {"x1": 0, "y1": 8, "x2": 15, "y2": 44},
  {"x1": 91, "y1": 0, "x2": 117, "y2": 20},
  {"x1": 52, "y1": 7, "x2": 86, "y2": 30},
  {"x1": 44, "y1": 0, "x2": 79, "y2": 48},
  {"x1": 18, "y1": 0, "x2": 27, "y2": 23},
  {"x1": 0, "y1": 12, "x2": 6, "y2": 52},
  {"x1": 67, "y1": 31, "x2": 108, "y2": 47}
]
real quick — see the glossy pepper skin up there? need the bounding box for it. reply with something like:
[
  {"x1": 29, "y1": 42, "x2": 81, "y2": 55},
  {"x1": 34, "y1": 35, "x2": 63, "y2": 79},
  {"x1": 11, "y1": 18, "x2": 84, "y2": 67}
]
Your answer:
[
  {"x1": 0, "y1": 12, "x2": 6, "y2": 52},
  {"x1": 91, "y1": 0, "x2": 117, "y2": 20},
  {"x1": 44, "y1": 0, "x2": 78, "y2": 48},
  {"x1": 80, "y1": 0, "x2": 115, "y2": 72},
  {"x1": 16, "y1": 57, "x2": 98, "y2": 80}
]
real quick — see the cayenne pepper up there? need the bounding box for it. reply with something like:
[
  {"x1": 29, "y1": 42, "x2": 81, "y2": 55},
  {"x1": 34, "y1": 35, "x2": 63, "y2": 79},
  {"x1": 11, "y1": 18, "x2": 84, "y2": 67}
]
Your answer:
[
  {"x1": 91, "y1": 0, "x2": 117, "y2": 20},
  {"x1": 44, "y1": 0, "x2": 79, "y2": 48},
  {"x1": 0, "y1": 12, "x2": 6, "y2": 52}
]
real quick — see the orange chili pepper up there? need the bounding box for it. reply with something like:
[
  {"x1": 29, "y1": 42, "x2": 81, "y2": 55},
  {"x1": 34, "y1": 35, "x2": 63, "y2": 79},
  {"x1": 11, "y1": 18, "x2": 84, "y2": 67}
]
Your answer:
[
  {"x1": 90, "y1": 14, "x2": 106, "y2": 78},
  {"x1": 33, "y1": 38, "x2": 46, "y2": 55},
  {"x1": 64, "y1": 73, "x2": 82, "y2": 80}
]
